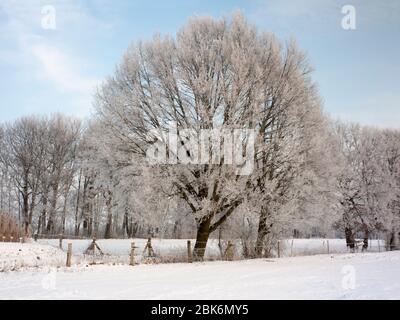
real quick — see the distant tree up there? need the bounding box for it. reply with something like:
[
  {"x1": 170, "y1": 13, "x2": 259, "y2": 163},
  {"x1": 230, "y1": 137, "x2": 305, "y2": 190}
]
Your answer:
[
  {"x1": 381, "y1": 129, "x2": 400, "y2": 249},
  {"x1": 334, "y1": 122, "x2": 397, "y2": 250},
  {"x1": 0, "y1": 117, "x2": 47, "y2": 235}
]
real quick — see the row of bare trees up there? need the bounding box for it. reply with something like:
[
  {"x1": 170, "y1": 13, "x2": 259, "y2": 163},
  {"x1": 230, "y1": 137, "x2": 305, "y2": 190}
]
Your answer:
[
  {"x1": 0, "y1": 115, "x2": 81, "y2": 236},
  {"x1": 0, "y1": 115, "x2": 159, "y2": 239}
]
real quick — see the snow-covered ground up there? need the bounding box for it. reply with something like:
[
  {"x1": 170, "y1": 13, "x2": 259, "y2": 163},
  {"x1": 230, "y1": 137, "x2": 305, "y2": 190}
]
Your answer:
[
  {"x1": 0, "y1": 240, "x2": 399, "y2": 299},
  {"x1": 0, "y1": 242, "x2": 66, "y2": 272},
  {"x1": 1, "y1": 250, "x2": 400, "y2": 299}
]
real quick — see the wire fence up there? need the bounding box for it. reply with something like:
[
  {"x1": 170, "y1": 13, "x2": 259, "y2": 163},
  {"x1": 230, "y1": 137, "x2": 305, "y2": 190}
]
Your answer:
[
  {"x1": 36, "y1": 237, "x2": 230, "y2": 265},
  {"x1": 32, "y1": 237, "x2": 390, "y2": 267},
  {"x1": 0, "y1": 235, "x2": 392, "y2": 272},
  {"x1": 276, "y1": 238, "x2": 386, "y2": 257}
]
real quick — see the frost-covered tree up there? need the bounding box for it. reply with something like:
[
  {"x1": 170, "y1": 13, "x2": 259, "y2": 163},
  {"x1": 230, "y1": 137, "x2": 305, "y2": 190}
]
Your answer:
[
  {"x1": 334, "y1": 123, "x2": 397, "y2": 250},
  {"x1": 0, "y1": 115, "x2": 81, "y2": 236},
  {"x1": 381, "y1": 129, "x2": 400, "y2": 249},
  {"x1": 43, "y1": 115, "x2": 82, "y2": 234},
  {"x1": 249, "y1": 86, "x2": 337, "y2": 256},
  {"x1": 0, "y1": 116, "x2": 47, "y2": 235},
  {"x1": 95, "y1": 13, "x2": 331, "y2": 258}
]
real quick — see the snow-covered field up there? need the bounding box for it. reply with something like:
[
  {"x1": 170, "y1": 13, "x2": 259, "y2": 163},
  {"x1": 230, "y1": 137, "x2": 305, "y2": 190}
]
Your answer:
[
  {"x1": 1, "y1": 249, "x2": 400, "y2": 299},
  {"x1": 0, "y1": 242, "x2": 66, "y2": 272}
]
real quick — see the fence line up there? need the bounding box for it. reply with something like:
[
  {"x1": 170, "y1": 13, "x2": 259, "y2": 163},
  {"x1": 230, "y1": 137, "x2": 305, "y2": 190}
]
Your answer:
[
  {"x1": 20, "y1": 237, "x2": 391, "y2": 268},
  {"x1": 1, "y1": 237, "x2": 393, "y2": 272}
]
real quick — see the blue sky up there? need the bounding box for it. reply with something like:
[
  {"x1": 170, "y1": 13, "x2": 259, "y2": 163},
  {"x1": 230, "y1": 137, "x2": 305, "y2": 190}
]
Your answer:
[{"x1": 0, "y1": 0, "x2": 399, "y2": 128}]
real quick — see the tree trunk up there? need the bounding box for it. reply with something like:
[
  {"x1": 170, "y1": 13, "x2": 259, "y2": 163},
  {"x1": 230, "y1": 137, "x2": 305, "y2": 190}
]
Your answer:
[
  {"x1": 104, "y1": 191, "x2": 113, "y2": 239},
  {"x1": 40, "y1": 188, "x2": 49, "y2": 235},
  {"x1": 37, "y1": 216, "x2": 42, "y2": 236},
  {"x1": 131, "y1": 221, "x2": 138, "y2": 238},
  {"x1": 74, "y1": 169, "x2": 82, "y2": 236},
  {"x1": 87, "y1": 215, "x2": 93, "y2": 238},
  {"x1": 46, "y1": 178, "x2": 60, "y2": 234},
  {"x1": 61, "y1": 193, "x2": 68, "y2": 235},
  {"x1": 22, "y1": 178, "x2": 30, "y2": 236},
  {"x1": 61, "y1": 174, "x2": 73, "y2": 235},
  {"x1": 255, "y1": 206, "x2": 272, "y2": 257},
  {"x1": 193, "y1": 217, "x2": 212, "y2": 261},
  {"x1": 173, "y1": 220, "x2": 181, "y2": 239},
  {"x1": 122, "y1": 209, "x2": 128, "y2": 238},
  {"x1": 362, "y1": 226, "x2": 369, "y2": 251},
  {"x1": 123, "y1": 208, "x2": 136, "y2": 238},
  {"x1": 388, "y1": 229, "x2": 398, "y2": 251},
  {"x1": 28, "y1": 192, "x2": 36, "y2": 235},
  {"x1": 345, "y1": 226, "x2": 355, "y2": 251}
]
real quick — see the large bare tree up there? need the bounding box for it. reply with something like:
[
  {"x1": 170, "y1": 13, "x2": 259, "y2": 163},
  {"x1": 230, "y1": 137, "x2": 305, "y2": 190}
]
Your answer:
[{"x1": 95, "y1": 13, "x2": 326, "y2": 258}]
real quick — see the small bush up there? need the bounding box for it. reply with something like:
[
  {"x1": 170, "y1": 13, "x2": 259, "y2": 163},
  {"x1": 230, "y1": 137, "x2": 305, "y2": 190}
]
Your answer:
[{"x1": 0, "y1": 213, "x2": 22, "y2": 242}]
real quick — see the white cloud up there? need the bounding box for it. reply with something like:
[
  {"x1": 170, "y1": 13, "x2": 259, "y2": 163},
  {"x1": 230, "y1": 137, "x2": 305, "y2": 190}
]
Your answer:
[
  {"x1": 29, "y1": 43, "x2": 99, "y2": 94},
  {"x1": 0, "y1": 0, "x2": 103, "y2": 116}
]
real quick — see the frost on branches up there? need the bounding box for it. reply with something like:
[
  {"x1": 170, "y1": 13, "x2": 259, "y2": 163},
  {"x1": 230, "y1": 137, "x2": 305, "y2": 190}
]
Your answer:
[
  {"x1": 94, "y1": 13, "x2": 338, "y2": 259},
  {"x1": 334, "y1": 123, "x2": 400, "y2": 250}
]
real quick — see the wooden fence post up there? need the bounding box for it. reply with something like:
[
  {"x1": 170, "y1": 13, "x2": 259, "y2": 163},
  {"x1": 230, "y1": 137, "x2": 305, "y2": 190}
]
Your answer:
[
  {"x1": 147, "y1": 238, "x2": 154, "y2": 257},
  {"x1": 378, "y1": 238, "x2": 381, "y2": 252},
  {"x1": 290, "y1": 239, "x2": 294, "y2": 257},
  {"x1": 59, "y1": 234, "x2": 63, "y2": 249},
  {"x1": 187, "y1": 240, "x2": 192, "y2": 263},
  {"x1": 225, "y1": 241, "x2": 234, "y2": 261},
  {"x1": 277, "y1": 240, "x2": 281, "y2": 258},
  {"x1": 327, "y1": 240, "x2": 330, "y2": 254},
  {"x1": 130, "y1": 242, "x2": 135, "y2": 266},
  {"x1": 66, "y1": 243, "x2": 72, "y2": 267}
]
